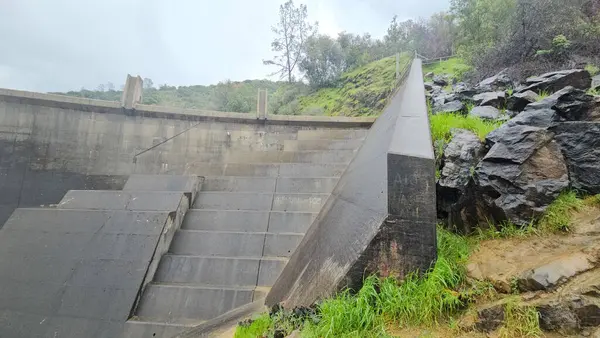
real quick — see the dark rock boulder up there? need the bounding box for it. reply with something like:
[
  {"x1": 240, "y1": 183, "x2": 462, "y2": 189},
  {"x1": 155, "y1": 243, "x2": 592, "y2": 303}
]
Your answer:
[
  {"x1": 434, "y1": 100, "x2": 465, "y2": 114},
  {"x1": 470, "y1": 106, "x2": 501, "y2": 120},
  {"x1": 569, "y1": 296, "x2": 600, "y2": 327},
  {"x1": 518, "y1": 252, "x2": 596, "y2": 292},
  {"x1": 424, "y1": 82, "x2": 434, "y2": 91},
  {"x1": 537, "y1": 301, "x2": 581, "y2": 334},
  {"x1": 506, "y1": 90, "x2": 539, "y2": 112},
  {"x1": 476, "y1": 304, "x2": 505, "y2": 332},
  {"x1": 473, "y1": 91, "x2": 506, "y2": 108},
  {"x1": 486, "y1": 109, "x2": 558, "y2": 148},
  {"x1": 525, "y1": 86, "x2": 600, "y2": 121},
  {"x1": 437, "y1": 130, "x2": 486, "y2": 232},
  {"x1": 475, "y1": 125, "x2": 569, "y2": 226},
  {"x1": 433, "y1": 75, "x2": 448, "y2": 86},
  {"x1": 453, "y1": 82, "x2": 477, "y2": 101},
  {"x1": 552, "y1": 122, "x2": 600, "y2": 194},
  {"x1": 519, "y1": 69, "x2": 592, "y2": 94},
  {"x1": 477, "y1": 69, "x2": 512, "y2": 92}
]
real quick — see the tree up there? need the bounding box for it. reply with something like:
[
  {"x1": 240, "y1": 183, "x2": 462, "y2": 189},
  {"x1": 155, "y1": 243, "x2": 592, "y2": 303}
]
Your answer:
[
  {"x1": 337, "y1": 32, "x2": 377, "y2": 71},
  {"x1": 263, "y1": 0, "x2": 317, "y2": 83},
  {"x1": 299, "y1": 35, "x2": 345, "y2": 88},
  {"x1": 143, "y1": 78, "x2": 154, "y2": 90}
]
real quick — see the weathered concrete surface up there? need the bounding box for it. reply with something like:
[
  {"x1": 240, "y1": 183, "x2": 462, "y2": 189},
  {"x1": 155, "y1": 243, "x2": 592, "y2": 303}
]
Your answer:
[
  {"x1": 266, "y1": 60, "x2": 437, "y2": 308},
  {"x1": 0, "y1": 208, "x2": 177, "y2": 338},
  {"x1": 0, "y1": 90, "x2": 369, "y2": 226},
  {"x1": 0, "y1": 174, "x2": 200, "y2": 338}
]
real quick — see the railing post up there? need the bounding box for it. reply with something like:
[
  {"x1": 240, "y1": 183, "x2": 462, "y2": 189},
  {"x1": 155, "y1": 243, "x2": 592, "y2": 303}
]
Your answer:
[{"x1": 256, "y1": 89, "x2": 268, "y2": 120}]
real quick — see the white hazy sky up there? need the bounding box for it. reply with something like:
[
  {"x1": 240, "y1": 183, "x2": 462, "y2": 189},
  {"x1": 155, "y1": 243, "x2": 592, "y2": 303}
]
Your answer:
[{"x1": 0, "y1": 0, "x2": 449, "y2": 92}]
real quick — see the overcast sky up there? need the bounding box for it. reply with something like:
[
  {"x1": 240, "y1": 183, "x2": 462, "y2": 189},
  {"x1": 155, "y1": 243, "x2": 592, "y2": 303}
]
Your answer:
[{"x1": 0, "y1": 0, "x2": 449, "y2": 92}]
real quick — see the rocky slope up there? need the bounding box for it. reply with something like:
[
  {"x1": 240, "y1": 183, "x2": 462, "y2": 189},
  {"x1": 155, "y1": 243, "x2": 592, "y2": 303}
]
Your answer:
[{"x1": 428, "y1": 67, "x2": 600, "y2": 233}]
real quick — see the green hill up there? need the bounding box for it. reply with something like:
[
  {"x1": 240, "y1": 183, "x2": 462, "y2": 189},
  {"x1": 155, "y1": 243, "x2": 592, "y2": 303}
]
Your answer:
[
  {"x1": 292, "y1": 53, "x2": 411, "y2": 116},
  {"x1": 54, "y1": 55, "x2": 409, "y2": 117}
]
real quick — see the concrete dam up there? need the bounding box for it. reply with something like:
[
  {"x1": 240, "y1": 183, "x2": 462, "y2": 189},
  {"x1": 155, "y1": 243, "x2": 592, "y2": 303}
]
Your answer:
[{"x1": 0, "y1": 59, "x2": 435, "y2": 337}]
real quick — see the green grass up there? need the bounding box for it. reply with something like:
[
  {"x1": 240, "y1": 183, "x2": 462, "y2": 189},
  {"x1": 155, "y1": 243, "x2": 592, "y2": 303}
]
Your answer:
[
  {"x1": 539, "y1": 191, "x2": 586, "y2": 232},
  {"x1": 588, "y1": 88, "x2": 599, "y2": 96},
  {"x1": 235, "y1": 313, "x2": 273, "y2": 338},
  {"x1": 238, "y1": 229, "x2": 471, "y2": 338},
  {"x1": 429, "y1": 113, "x2": 503, "y2": 144},
  {"x1": 498, "y1": 298, "x2": 542, "y2": 338},
  {"x1": 585, "y1": 63, "x2": 600, "y2": 76},
  {"x1": 584, "y1": 194, "x2": 600, "y2": 207},
  {"x1": 235, "y1": 191, "x2": 598, "y2": 337},
  {"x1": 474, "y1": 220, "x2": 538, "y2": 241},
  {"x1": 423, "y1": 58, "x2": 472, "y2": 81},
  {"x1": 535, "y1": 90, "x2": 550, "y2": 101},
  {"x1": 297, "y1": 53, "x2": 412, "y2": 116}
]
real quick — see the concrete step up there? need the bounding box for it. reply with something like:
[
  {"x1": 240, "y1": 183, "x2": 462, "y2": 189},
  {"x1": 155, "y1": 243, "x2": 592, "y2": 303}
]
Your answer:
[
  {"x1": 122, "y1": 320, "x2": 191, "y2": 338},
  {"x1": 154, "y1": 255, "x2": 287, "y2": 287},
  {"x1": 296, "y1": 129, "x2": 368, "y2": 140},
  {"x1": 57, "y1": 190, "x2": 188, "y2": 211},
  {"x1": 223, "y1": 150, "x2": 356, "y2": 164},
  {"x1": 182, "y1": 210, "x2": 317, "y2": 233},
  {"x1": 283, "y1": 138, "x2": 365, "y2": 151},
  {"x1": 201, "y1": 176, "x2": 338, "y2": 194},
  {"x1": 133, "y1": 284, "x2": 266, "y2": 323},
  {"x1": 169, "y1": 230, "x2": 303, "y2": 258},
  {"x1": 182, "y1": 162, "x2": 348, "y2": 178},
  {"x1": 123, "y1": 174, "x2": 202, "y2": 202},
  {"x1": 192, "y1": 192, "x2": 328, "y2": 212}
]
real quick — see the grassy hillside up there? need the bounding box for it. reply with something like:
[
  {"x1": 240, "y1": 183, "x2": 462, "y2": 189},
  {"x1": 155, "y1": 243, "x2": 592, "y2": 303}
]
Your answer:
[
  {"x1": 294, "y1": 54, "x2": 412, "y2": 117},
  {"x1": 53, "y1": 55, "x2": 410, "y2": 117}
]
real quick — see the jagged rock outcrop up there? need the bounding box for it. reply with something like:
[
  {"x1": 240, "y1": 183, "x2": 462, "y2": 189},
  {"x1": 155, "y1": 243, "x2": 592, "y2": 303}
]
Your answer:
[
  {"x1": 454, "y1": 82, "x2": 477, "y2": 101},
  {"x1": 475, "y1": 124, "x2": 569, "y2": 226},
  {"x1": 506, "y1": 90, "x2": 539, "y2": 112},
  {"x1": 434, "y1": 100, "x2": 465, "y2": 114},
  {"x1": 519, "y1": 69, "x2": 592, "y2": 94},
  {"x1": 526, "y1": 86, "x2": 600, "y2": 121},
  {"x1": 433, "y1": 74, "x2": 449, "y2": 86},
  {"x1": 476, "y1": 69, "x2": 512, "y2": 92},
  {"x1": 473, "y1": 91, "x2": 506, "y2": 108},
  {"x1": 469, "y1": 106, "x2": 501, "y2": 120},
  {"x1": 437, "y1": 129, "x2": 485, "y2": 232},
  {"x1": 552, "y1": 122, "x2": 600, "y2": 194}
]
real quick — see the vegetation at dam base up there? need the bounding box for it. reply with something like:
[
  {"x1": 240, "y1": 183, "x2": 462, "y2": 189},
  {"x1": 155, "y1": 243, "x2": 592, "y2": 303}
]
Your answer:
[{"x1": 235, "y1": 193, "x2": 600, "y2": 338}]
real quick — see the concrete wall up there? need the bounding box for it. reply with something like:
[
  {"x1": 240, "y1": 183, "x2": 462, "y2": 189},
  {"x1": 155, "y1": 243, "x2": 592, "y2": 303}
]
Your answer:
[
  {"x1": 0, "y1": 89, "x2": 372, "y2": 226},
  {"x1": 266, "y1": 60, "x2": 437, "y2": 308}
]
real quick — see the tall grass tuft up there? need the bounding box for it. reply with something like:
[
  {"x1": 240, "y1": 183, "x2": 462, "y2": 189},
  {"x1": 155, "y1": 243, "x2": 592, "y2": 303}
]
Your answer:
[
  {"x1": 378, "y1": 229, "x2": 470, "y2": 327},
  {"x1": 539, "y1": 191, "x2": 585, "y2": 232},
  {"x1": 498, "y1": 298, "x2": 542, "y2": 338},
  {"x1": 302, "y1": 229, "x2": 471, "y2": 338},
  {"x1": 429, "y1": 112, "x2": 503, "y2": 143},
  {"x1": 234, "y1": 313, "x2": 273, "y2": 338}
]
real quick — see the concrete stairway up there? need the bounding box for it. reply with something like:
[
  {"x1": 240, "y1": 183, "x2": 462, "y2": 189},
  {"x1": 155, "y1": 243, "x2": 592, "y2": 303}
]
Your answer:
[{"x1": 122, "y1": 129, "x2": 367, "y2": 338}]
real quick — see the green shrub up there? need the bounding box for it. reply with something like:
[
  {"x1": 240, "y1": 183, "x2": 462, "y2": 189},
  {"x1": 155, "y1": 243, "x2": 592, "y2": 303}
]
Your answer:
[{"x1": 585, "y1": 64, "x2": 599, "y2": 76}]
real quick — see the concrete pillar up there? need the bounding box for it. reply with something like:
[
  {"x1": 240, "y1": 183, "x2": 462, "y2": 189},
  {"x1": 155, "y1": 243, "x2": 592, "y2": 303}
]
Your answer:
[
  {"x1": 121, "y1": 75, "x2": 143, "y2": 109},
  {"x1": 256, "y1": 89, "x2": 268, "y2": 120}
]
